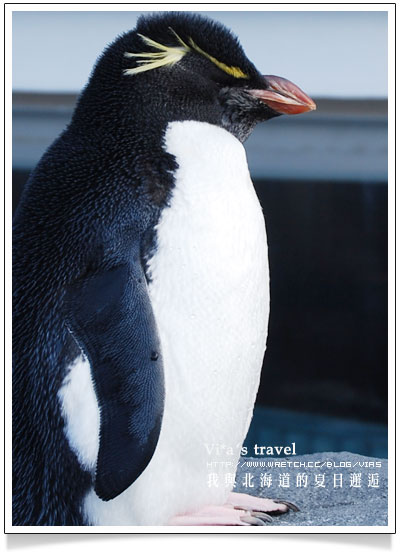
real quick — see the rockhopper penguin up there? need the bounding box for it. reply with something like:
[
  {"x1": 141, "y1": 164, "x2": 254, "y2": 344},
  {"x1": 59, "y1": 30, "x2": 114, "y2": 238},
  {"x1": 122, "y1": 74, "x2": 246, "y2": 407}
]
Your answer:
[{"x1": 12, "y1": 12, "x2": 316, "y2": 526}]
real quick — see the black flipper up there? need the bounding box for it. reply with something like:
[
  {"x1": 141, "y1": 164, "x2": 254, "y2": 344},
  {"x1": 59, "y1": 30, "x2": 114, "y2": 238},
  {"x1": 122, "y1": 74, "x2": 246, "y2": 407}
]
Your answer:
[{"x1": 65, "y1": 261, "x2": 164, "y2": 501}]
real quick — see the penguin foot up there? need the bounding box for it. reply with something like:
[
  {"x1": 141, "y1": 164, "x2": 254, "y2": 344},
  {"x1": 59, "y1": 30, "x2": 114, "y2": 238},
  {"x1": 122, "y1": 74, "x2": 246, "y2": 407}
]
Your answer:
[
  {"x1": 227, "y1": 492, "x2": 300, "y2": 514},
  {"x1": 167, "y1": 504, "x2": 271, "y2": 526}
]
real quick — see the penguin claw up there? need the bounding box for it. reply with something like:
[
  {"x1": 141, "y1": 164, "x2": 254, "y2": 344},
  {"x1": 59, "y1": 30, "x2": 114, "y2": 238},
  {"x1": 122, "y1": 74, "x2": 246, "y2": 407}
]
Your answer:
[
  {"x1": 240, "y1": 515, "x2": 268, "y2": 526},
  {"x1": 234, "y1": 507, "x2": 273, "y2": 524},
  {"x1": 251, "y1": 511, "x2": 273, "y2": 523},
  {"x1": 273, "y1": 499, "x2": 300, "y2": 512}
]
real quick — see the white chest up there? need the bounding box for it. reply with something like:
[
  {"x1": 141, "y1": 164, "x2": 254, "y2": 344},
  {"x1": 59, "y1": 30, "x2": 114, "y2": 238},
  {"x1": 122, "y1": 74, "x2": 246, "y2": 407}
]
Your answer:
[
  {"x1": 117, "y1": 121, "x2": 270, "y2": 523},
  {"x1": 147, "y1": 121, "x2": 269, "y2": 432}
]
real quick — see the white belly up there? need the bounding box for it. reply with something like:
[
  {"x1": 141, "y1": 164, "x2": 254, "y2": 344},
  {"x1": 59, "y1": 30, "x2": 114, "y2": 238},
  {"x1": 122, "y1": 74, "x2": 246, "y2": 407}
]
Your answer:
[{"x1": 68, "y1": 121, "x2": 269, "y2": 525}]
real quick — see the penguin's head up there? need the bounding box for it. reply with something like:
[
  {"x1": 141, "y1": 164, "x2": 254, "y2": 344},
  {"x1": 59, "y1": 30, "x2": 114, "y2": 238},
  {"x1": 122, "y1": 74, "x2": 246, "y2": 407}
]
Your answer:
[{"x1": 77, "y1": 12, "x2": 315, "y2": 142}]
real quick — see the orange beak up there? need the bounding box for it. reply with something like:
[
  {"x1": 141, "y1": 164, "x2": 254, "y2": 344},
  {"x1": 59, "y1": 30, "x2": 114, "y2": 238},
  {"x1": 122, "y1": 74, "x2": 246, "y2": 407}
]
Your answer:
[{"x1": 249, "y1": 75, "x2": 316, "y2": 115}]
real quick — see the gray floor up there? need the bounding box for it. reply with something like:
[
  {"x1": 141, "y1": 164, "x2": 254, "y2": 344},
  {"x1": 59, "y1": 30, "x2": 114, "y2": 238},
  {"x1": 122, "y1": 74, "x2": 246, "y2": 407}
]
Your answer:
[{"x1": 235, "y1": 451, "x2": 388, "y2": 526}]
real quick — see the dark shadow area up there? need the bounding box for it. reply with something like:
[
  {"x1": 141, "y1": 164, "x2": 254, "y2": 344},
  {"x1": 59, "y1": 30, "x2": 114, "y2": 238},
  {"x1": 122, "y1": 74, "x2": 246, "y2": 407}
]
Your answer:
[
  {"x1": 12, "y1": 169, "x2": 29, "y2": 215},
  {"x1": 254, "y1": 178, "x2": 387, "y2": 426},
  {"x1": 250, "y1": 178, "x2": 388, "y2": 457}
]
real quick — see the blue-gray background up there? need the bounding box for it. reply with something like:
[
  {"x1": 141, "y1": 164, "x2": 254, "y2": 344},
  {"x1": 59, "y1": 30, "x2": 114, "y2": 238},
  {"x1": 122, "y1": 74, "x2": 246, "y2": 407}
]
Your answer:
[
  {"x1": 12, "y1": 10, "x2": 389, "y2": 458},
  {"x1": 13, "y1": 10, "x2": 388, "y2": 97}
]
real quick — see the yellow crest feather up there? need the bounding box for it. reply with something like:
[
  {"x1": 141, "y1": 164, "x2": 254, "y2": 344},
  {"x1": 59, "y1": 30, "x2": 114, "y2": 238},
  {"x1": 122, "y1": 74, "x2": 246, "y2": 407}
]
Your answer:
[
  {"x1": 124, "y1": 29, "x2": 249, "y2": 80},
  {"x1": 188, "y1": 38, "x2": 249, "y2": 79},
  {"x1": 123, "y1": 33, "x2": 189, "y2": 75}
]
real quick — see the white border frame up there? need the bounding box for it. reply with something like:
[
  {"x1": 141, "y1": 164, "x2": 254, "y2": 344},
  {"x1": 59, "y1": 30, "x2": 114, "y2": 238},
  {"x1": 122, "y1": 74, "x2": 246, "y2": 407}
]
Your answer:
[{"x1": 3, "y1": 1, "x2": 396, "y2": 535}]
